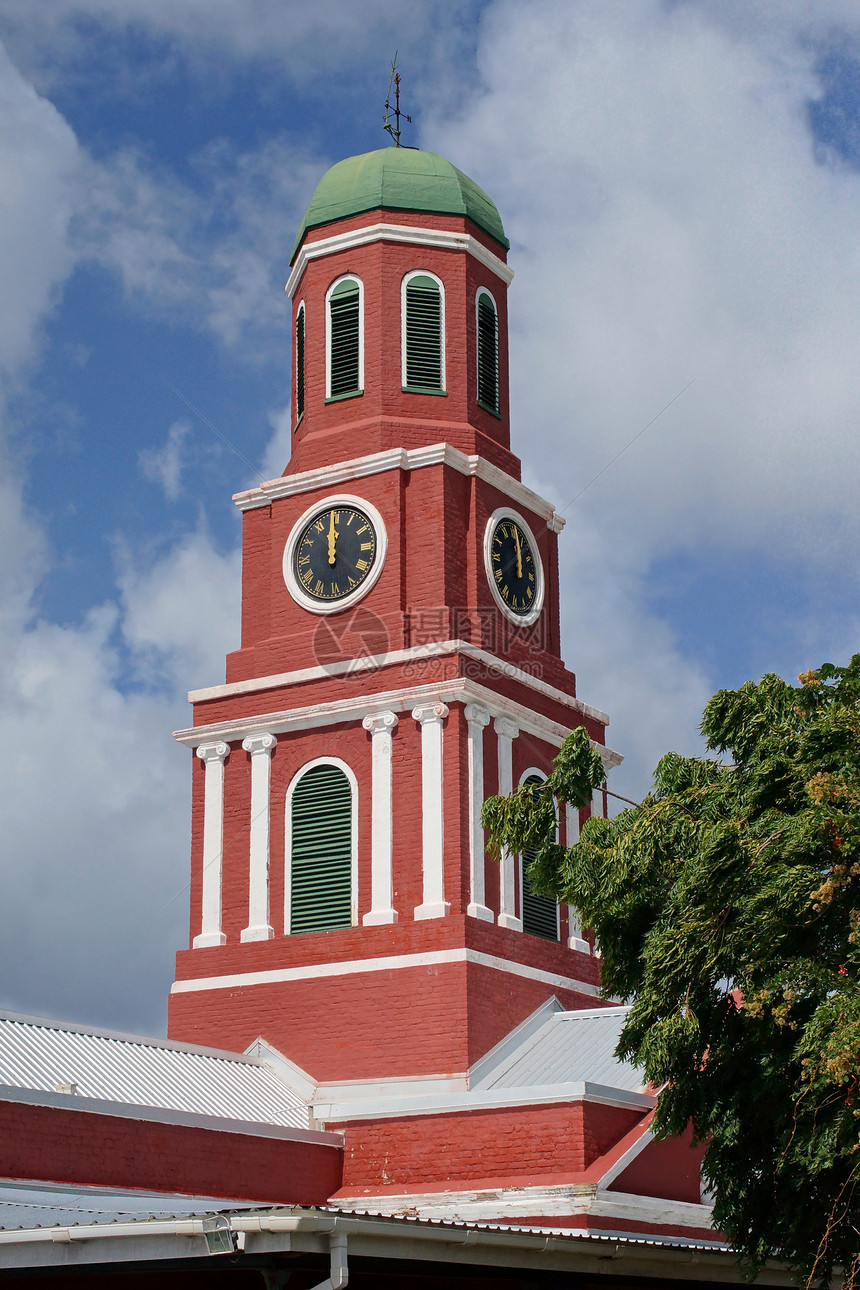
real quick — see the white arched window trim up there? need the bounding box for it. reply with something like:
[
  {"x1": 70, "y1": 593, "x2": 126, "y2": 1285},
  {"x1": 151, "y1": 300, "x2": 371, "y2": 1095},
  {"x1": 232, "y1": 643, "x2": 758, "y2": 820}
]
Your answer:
[
  {"x1": 401, "y1": 268, "x2": 446, "y2": 393},
  {"x1": 294, "y1": 299, "x2": 306, "y2": 426},
  {"x1": 284, "y1": 756, "x2": 359, "y2": 934},
  {"x1": 517, "y1": 766, "x2": 560, "y2": 940},
  {"x1": 475, "y1": 285, "x2": 500, "y2": 414},
  {"x1": 325, "y1": 274, "x2": 364, "y2": 400}
]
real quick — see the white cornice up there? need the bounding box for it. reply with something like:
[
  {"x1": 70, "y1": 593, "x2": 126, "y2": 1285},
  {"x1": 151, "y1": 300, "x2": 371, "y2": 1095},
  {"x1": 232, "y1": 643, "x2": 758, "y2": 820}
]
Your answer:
[
  {"x1": 232, "y1": 443, "x2": 565, "y2": 535},
  {"x1": 170, "y1": 946, "x2": 602, "y2": 1000},
  {"x1": 176, "y1": 674, "x2": 621, "y2": 763},
  {"x1": 332, "y1": 1184, "x2": 716, "y2": 1239},
  {"x1": 187, "y1": 639, "x2": 608, "y2": 727},
  {"x1": 314, "y1": 1080, "x2": 653, "y2": 1124},
  {"x1": 286, "y1": 221, "x2": 514, "y2": 298}
]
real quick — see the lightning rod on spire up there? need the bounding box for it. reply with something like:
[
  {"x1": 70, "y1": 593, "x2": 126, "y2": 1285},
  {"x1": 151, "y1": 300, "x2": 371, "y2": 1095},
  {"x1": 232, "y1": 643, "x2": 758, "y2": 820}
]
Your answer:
[{"x1": 383, "y1": 52, "x2": 413, "y2": 148}]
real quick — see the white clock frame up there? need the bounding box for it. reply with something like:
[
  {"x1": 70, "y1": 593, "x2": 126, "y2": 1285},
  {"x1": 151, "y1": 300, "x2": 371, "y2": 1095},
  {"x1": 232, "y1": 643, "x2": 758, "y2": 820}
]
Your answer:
[
  {"x1": 483, "y1": 506, "x2": 545, "y2": 627},
  {"x1": 283, "y1": 493, "x2": 388, "y2": 615}
]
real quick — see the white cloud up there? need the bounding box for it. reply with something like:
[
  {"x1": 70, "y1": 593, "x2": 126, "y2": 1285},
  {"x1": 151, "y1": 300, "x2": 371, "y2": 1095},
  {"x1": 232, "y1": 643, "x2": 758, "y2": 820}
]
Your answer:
[
  {"x1": 139, "y1": 418, "x2": 191, "y2": 499},
  {"x1": 0, "y1": 39, "x2": 78, "y2": 384},
  {"x1": 423, "y1": 0, "x2": 860, "y2": 789},
  {"x1": 72, "y1": 138, "x2": 322, "y2": 358}
]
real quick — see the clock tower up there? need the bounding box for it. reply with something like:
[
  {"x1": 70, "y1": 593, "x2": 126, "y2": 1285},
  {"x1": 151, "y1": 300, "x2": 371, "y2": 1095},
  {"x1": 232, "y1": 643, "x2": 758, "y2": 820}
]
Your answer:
[{"x1": 167, "y1": 147, "x2": 621, "y2": 1085}]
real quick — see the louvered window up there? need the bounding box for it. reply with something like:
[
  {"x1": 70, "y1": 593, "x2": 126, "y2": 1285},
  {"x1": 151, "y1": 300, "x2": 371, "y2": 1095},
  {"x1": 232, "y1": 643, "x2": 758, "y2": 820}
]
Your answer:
[
  {"x1": 290, "y1": 764, "x2": 353, "y2": 934},
  {"x1": 521, "y1": 774, "x2": 559, "y2": 941},
  {"x1": 403, "y1": 273, "x2": 444, "y2": 391},
  {"x1": 295, "y1": 303, "x2": 305, "y2": 423},
  {"x1": 477, "y1": 289, "x2": 499, "y2": 414},
  {"x1": 328, "y1": 278, "x2": 361, "y2": 399}
]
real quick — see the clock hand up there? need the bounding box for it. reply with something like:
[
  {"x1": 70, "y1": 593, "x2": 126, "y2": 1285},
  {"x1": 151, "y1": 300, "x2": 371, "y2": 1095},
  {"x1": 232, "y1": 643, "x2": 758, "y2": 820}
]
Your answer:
[
  {"x1": 513, "y1": 525, "x2": 523, "y2": 579},
  {"x1": 327, "y1": 511, "x2": 339, "y2": 565}
]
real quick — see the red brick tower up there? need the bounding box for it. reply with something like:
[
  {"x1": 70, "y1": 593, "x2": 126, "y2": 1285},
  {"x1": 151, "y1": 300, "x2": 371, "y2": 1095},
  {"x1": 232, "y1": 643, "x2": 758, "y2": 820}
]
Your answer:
[{"x1": 168, "y1": 147, "x2": 620, "y2": 1084}]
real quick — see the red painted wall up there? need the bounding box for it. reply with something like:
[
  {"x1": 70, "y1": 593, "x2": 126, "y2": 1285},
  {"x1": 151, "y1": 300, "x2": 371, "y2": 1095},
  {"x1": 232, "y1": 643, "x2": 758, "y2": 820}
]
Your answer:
[
  {"x1": 0, "y1": 1098, "x2": 343, "y2": 1204},
  {"x1": 337, "y1": 1100, "x2": 646, "y2": 1193}
]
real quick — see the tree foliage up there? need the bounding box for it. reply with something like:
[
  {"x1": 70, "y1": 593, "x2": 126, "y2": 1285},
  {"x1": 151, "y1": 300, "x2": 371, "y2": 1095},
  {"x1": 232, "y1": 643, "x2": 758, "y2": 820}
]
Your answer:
[{"x1": 482, "y1": 658, "x2": 860, "y2": 1285}]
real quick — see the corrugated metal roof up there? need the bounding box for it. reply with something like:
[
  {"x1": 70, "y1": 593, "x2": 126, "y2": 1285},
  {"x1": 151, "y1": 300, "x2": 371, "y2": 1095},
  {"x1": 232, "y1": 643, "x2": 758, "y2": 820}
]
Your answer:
[
  {"x1": 474, "y1": 1007, "x2": 644, "y2": 1092},
  {"x1": 0, "y1": 1012, "x2": 309, "y2": 1129},
  {"x1": 0, "y1": 1189, "x2": 724, "y2": 1252},
  {"x1": 0, "y1": 1182, "x2": 258, "y2": 1231}
]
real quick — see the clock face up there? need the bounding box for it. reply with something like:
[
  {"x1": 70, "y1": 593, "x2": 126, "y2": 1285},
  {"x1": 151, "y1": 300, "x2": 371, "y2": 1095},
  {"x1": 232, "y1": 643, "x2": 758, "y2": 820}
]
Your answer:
[
  {"x1": 292, "y1": 504, "x2": 378, "y2": 605},
  {"x1": 485, "y1": 510, "x2": 544, "y2": 624}
]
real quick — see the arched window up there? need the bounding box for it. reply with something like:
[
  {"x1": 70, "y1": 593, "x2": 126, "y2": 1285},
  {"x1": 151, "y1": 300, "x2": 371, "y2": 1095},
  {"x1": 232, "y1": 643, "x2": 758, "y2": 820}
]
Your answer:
[
  {"x1": 287, "y1": 761, "x2": 355, "y2": 934},
  {"x1": 295, "y1": 301, "x2": 306, "y2": 425},
  {"x1": 520, "y1": 772, "x2": 559, "y2": 941},
  {"x1": 402, "y1": 271, "x2": 445, "y2": 392},
  {"x1": 327, "y1": 276, "x2": 363, "y2": 400},
  {"x1": 476, "y1": 288, "x2": 499, "y2": 415}
]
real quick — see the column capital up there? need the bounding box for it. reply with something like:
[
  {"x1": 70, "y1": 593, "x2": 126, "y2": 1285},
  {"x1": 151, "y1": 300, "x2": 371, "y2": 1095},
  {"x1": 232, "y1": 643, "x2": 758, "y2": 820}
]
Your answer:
[
  {"x1": 412, "y1": 702, "x2": 449, "y2": 726},
  {"x1": 196, "y1": 740, "x2": 230, "y2": 764},
  {"x1": 242, "y1": 732, "x2": 276, "y2": 756},
  {"x1": 363, "y1": 710, "x2": 399, "y2": 735},
  {"x1": 464, "y1": 703, "x2": 491, "y2": 728},
  {"x1": 493, "y1": 717, "x2": 519, "y2": 741}
]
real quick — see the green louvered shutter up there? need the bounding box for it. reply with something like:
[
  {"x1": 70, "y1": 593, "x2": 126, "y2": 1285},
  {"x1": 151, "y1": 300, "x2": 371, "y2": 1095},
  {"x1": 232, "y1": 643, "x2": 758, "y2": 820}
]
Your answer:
[
  {"x1": 329, "y1": 280, "x2": 360, "y2": 398},
  {"x1": 405, "y1": 275, "x2": 443, "y2": 390},
  {"x1": 521, "y1": 774, "x2": 559, "y2": 941},
  {"x1": 290, "y1": 764, "x2": 352, "y2": 934},
  {"x1": 477, "y1": 290, "x2": 499, "y2": 413},
  {"x1": 295, "y1": 305, "x2": 305, "y2": 421}
]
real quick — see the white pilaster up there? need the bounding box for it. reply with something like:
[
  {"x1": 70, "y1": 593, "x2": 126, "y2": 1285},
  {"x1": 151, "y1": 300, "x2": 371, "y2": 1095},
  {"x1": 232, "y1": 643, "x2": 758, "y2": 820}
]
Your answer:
[
  {"x1": 591, "y1": 786, "x2": 605, "y2": 818},
  {"x1": 494, "y1": 717, "x2": 522, "y2": 931},
  {"x1": 464, "y1": 703, "x2": 493, "y2": 921},
  {"x1": 413, "y1": 702, "x2": 450, "y2": 920},
  {"x1": 565, "y1": 801, "x2": 589, "y2": 953},
  {"x1": 362, "y1": 711, "x2": 399, "y2": 926},
  {"x1": 193, "y1": 741, "x2": 230, "y2": 949},
  {"x1": 240, "y1": 733, "x2": 276, "y2": 943}
]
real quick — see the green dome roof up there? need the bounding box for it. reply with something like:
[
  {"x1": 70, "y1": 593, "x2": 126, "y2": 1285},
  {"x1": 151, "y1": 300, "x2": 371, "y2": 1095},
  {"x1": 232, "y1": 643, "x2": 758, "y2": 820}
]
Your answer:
[{"x1": 291, "y1": 147, "x2": 509, "y2": 261}]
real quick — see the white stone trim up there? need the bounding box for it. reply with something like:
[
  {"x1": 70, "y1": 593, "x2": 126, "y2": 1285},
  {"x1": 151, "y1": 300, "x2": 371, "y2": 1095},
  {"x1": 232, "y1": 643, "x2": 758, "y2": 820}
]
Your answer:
[
  {"x1": 361, "y1": 711, "x2": 398, "y2": 926},
  {"x1": 484, "y1": 506, "x2": 545, "y2": 627},
  {"x1": 518, "y1": 766, "x2": 560, "y2": 941},
  {"x1": 233, "y1": 443, "x2": 564, "y2": 538},
  {"x1": 170, "y1": 945, "x2": 603, "y2": 998},
  {"x1": 565, "y1": 802, "x2": 590, "y2": 954},
  {"x1": 286, "y1": 221, "x2": 514, "y2": 299},
  {"x1": 193, "y1": 741, "x2": 230, "y2": 949},
  {"x1": 282, "y1": 493, "x2": 388, "y2": 615},
  {"x1": 494, "y1": 717, "x2": 522, "y2": 932},
  {"x1": 240, "y1": 733, "x2": 276, "y2": 943},
  {"x1": 284, "y1": 756, "x2": 359, "y2": 934},
  {"x1": 332, "y1": 1184, "x2": 714, "y2": 1237},
  {"x1": 313, "y1": 1079, "x2": 654, "y2": 1124},
  {"x1": 464, "y1": 703, "x2": 493, "y2": 921},
  {"x1": 325, "y1": 273, "x2": 364, "y2": 399},
  {"x1": 401, "y1": 268, "x2": 446, "y2": 392},
  {"x1": 412, "y1": 702, "x2": 450, "y2": 920},
  {"x1": 177, "y1": 677, "x2": 621, "y2": 772},
  {"x1": 186, "y1": 636, "x2": 609, "y2": 732},
  {"x1": 475, "y1": 285, "x2": 500, "y2": 413}
]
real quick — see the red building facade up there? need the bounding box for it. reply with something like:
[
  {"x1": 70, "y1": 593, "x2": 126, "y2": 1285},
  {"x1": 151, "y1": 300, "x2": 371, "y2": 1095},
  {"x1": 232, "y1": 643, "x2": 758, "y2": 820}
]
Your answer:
[{"x1": 167, "y1": 147, "x2": 620, "y2": 1082}]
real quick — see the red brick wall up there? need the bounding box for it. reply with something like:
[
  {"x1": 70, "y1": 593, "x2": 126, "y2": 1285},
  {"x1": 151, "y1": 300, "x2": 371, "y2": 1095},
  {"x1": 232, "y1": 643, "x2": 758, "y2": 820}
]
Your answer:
[
  {"x1": 338, "y1": 1100, "x2": 645, "y2": 1192},
  {"x1": 609, "y1": 1126, "x2": 704, "y2": 1204},
  {"x1": 0, "y1": 1098, "x2": 342, "y2": 1204}
]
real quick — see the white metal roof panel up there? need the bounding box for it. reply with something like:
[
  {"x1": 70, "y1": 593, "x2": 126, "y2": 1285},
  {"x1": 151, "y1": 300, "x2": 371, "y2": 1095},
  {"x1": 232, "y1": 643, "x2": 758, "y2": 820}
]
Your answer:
[
  {"x1": 0, "y1": 1181, "x2": 260, "y2": 1231},
  {"x1": 0, "y1": 1012, "x2": 309, "y2": 1129},
  {"x1": 474, "y1": 1007, "x2": 644, "y2": 1092}
]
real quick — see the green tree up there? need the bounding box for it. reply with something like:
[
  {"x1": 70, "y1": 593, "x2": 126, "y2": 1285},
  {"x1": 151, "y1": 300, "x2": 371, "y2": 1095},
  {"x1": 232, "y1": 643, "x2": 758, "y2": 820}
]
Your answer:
[{"x1": 482, "y1": 657, "x2": 860, "y2": 1286}]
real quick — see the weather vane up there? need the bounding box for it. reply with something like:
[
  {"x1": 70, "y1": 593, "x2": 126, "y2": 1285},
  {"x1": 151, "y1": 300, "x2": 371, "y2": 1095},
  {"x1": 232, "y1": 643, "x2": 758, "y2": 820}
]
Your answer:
[{"x1": 383, "y1": 52, "x2": 412, "y2": 148}]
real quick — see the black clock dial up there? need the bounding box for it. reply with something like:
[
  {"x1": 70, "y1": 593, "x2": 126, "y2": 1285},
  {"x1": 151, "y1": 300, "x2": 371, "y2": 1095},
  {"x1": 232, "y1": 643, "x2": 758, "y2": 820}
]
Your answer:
[
  {"x1": 293, "y1": 505, "x2": 378, "y2": 603},
  {"x1": 489, "y1": 517, "x2": 538, "y2": 617}
]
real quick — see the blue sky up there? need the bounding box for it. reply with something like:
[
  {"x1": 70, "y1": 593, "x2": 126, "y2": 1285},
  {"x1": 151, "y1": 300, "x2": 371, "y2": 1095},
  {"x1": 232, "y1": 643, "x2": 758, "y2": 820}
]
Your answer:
[{"x1": 0, "y1": 0, "x2": 859, "y2": 1034}]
